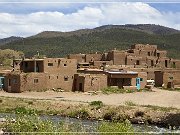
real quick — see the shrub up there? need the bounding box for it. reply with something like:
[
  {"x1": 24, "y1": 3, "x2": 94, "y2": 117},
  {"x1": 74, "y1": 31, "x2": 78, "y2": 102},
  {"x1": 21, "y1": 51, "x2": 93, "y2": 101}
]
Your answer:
[
  {"x1": 134, "y1": 111, "x2": 145, "y2": 117},
  {"x1": 124, "y1": 101, "x2": 137, "y2": 106},
  {"x1": 3, "y1": 115, "x2": 65, "y2": 134},
  {"x1": 98, "y1": 120, "x2": 134, "y2": 133},
  {"x1": 0, "y1": 99, "x2": 3, "y2": 103},
  {"x1": 27, "y1": 101, "x2": 33, "y2": 105},
  {"x1": 69, "y1": 108, "x2": 90, "y2": 119},
  {"x1": 89, "y1": 101, "x2": 103, "y2": 109},
  {"x1": 102, "y1": 87, "x2": 125, "y2": 94},
  {"x1": 14, "y1": 107, "x2": 37, "y2": 115},
  {"x1": 103, "y1": 110, "x2": 117, "y2": 121}
]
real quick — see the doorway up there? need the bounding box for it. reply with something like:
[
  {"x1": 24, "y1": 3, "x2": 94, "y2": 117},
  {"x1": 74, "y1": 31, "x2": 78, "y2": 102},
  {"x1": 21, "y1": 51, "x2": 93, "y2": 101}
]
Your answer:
[{"x1": 79, "y1": 83, "x2": 83, "y2": 92}]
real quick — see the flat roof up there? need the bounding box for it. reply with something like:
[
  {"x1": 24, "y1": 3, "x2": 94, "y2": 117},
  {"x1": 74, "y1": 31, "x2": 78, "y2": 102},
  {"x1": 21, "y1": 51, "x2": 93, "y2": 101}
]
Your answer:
[
  {"x1": 14, "y1": 58, "x2": 44, "y2": 61},
  {"x1": 78, "y1": 62, "x2": 90, "y2": 65},
  {"x1": 78, "y1": 69, "x2": 104, "y2": 72},
  {"x1": 106, "y1": 71, "x2": 138, "y2": 75}
]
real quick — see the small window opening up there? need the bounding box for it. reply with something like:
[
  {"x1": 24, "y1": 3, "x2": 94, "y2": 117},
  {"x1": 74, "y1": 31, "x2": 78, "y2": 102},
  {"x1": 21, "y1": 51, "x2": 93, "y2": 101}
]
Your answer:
[
  {"x1": 48, "y1": 63, "x2": 53, "y2": 66},
  {"x1": 64, "y1": 76, "x2": 68, "y2": 81},
  {"x1": 136, "y1": 60, "x2": 140, "y2": 65},
  {"x1": 34, "y1": 79, "x2": 38, "y2": 83}
]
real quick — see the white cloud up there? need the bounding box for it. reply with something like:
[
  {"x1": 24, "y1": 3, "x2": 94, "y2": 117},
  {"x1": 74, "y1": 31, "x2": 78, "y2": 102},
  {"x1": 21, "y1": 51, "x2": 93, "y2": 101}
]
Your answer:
[{"x1": 0, "y1": 2, "x2": 179, "y2": 38}]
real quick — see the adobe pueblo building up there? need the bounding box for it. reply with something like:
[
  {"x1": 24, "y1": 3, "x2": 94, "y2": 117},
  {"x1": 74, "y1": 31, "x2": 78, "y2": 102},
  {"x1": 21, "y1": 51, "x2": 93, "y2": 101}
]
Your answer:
[{"x1": 2, "y1": 44, "x2": 180, "y2": 93}]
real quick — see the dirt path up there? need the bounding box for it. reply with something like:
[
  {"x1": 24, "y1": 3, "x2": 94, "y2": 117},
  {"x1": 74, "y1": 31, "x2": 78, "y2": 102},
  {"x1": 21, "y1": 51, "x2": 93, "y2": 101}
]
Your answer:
[{"x1": 0, "y1": 88, "x2": 180, "y2": 108}]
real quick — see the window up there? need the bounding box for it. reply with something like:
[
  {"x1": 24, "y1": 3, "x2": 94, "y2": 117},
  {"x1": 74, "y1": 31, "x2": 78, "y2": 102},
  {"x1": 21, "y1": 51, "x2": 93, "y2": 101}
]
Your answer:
[
  {"x1": 157, "y1": 53, "x2": 160, "y2": 57},
  {"x1": 48, "y1": 63, "x2": 53, "y2": 66},
  {"x1": 64, "y1": 76, "x2": 68, "y2": 81},
  {"x1": 64, "y1": 64, "x2": 67, "y2": 67},
  {"x1": 165, "y1": 60, "x2": 168, "y2": 68},
  {"x1": 140, "y1": 78, "x2": 143, "y2": 81},
  {"x1": 34, "y1": 79, "x2": 38, "y2": 83},
  {"x1": 151, "y1": 60, "x2": 154, "y2": 66},
  {"x1": 49, "y1": 76, "x2": 51, "y2": 79},
  {"x1": 148, "y1": 52, "x2": 150, "y2": 56},
  {"x1": 169, "y1": 77, "x2": 173, "y2": 80},
  {"x1": 57, "y1": 76, "x2": 58, "y2": 79},
  {"x1": 136, "y1": 60, "x2": 140, "y2": 65},
  {"x1": 172, "y1": 62, "x2": 176, "y2": 68}
]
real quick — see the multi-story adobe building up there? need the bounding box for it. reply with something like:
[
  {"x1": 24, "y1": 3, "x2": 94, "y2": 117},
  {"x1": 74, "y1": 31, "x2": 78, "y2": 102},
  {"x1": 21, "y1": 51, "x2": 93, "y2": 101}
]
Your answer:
[
  {"x1": 4, "y1": 58, "x2": 77, "y2": 92},
  {"x1": 1, "y1": 44, "x2": 180, "y2": 93},
  {"x1": 68, "y1": 44, "x2": 180, "y2": 69},
  {"x1": 68, "y1": 44, "x2": 180, "y2": 89}
]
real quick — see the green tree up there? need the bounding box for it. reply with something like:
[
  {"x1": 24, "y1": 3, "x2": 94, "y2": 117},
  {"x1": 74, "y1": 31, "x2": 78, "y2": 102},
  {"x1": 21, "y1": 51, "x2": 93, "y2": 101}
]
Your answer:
[{"x1": 0, "y1": 49, "x2": 24, "y2": 66}]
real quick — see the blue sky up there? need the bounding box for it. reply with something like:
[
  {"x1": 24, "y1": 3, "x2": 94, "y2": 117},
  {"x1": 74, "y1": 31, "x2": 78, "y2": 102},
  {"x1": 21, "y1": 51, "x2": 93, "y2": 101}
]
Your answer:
[{"x1": 0, "y1": 0, "x2": 180, "y2": 38}]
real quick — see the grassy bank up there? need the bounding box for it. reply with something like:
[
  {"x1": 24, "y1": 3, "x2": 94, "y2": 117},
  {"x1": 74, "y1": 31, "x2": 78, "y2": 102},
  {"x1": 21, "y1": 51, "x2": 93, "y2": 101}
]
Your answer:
[
  {"x1": 0, "y1": 96, "x2": 180, "y2": 129},
  {"x1": 1, "y1": 113, "x2": 133, "y2": 134}
]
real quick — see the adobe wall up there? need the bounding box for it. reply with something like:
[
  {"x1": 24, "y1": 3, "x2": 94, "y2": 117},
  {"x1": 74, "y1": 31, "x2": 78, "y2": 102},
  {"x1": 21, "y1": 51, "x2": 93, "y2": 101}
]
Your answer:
[
  {"x1": 84, "y1": 74, "x2": 107, "y2": 92},
  {"x1": 131, "y1": 44, "x2": 157, "y2": 51},
  {"x1": 20, "y1": 73, "x2": 48, "y2": 92},
  {"x1": 47, "y1": 73, "x2": 74, "y2": 91},
  {"x1": 163, "y1": 70, "x2": 180, "y2": 88},
  {"x1": 171, "y1": 59, "x2": 180, "y2": 69},
  {"x1": 85, "y1": 53, "x2": 102, "y2": 62},
  {"x1": 13, "y1": 60, "x2": 21, "y2": 71},
  {"x1": 138, "y1": 72, "x2": 147, "y2": 89},
  {"x1": 43, "y1": 58, "x2": 77, "y2": 74},
  {"x1": 130, "y1": 68, "x2": 156, "y2": 80},
  {"x1": 126, "y1": 56, "x2": 144, "y2": 66},
  {"x1": 67, "y1": 54, "x2": 85, "y2": 63},
  {"x1": 4, "y1": 73, "x2": 21, "y2": 93},
  {"x1": 93, "y1": 61, "x2": 113, "y2": 67},
  {"x1": 107, "y1": 50, "x2": 126, "y2": 65},
  {"x1": 157, "y1": 57, "x2": 171, "y2": 68},
  {"x1": 74, "y1": 73, "x2": 107, "y2": 92},
  {"x1": 155, "y1": 70, "x2": 180, "y2": 88},
  {"x1": 156, "y1": 50, "x2": 167, "y2": 58}
]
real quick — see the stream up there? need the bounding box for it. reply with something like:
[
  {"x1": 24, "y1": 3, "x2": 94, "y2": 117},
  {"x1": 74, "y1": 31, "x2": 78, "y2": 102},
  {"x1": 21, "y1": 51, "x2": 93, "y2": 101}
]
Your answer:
[{"x1": 0, "y1": 113, "x2": 180, "y2": 134}]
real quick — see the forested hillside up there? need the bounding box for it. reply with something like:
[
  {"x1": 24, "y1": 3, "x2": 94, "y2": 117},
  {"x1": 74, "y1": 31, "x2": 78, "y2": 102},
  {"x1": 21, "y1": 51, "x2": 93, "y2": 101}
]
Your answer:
[{"x1": 0, "y1": 24, "x2": 180, "y2": 59}]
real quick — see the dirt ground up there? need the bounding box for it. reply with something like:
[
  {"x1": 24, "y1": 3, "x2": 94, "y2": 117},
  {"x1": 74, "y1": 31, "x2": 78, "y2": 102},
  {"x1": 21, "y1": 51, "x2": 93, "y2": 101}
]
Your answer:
[{"x1": 0, "y1": 88, "x2": 180, "y2": 108}]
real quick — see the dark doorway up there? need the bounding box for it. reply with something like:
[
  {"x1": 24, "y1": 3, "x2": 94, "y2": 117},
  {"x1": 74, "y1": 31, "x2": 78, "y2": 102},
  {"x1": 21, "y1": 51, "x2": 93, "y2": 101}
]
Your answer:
[
  {"x1": 167, "y1": 82, "x2": 174, "y2": 89},
  {"x1": 165, "y1": 60, "x2": 168, "y2": 68},
  {"x1": 79, "y1": 83, "x2": 83, "y2": 92},
  {"x1": 73, "y1": 79, "x2": 77, "y2": 91},
  {"x1": 151, "y1": 60, "x2": 154, "y2": 66}
]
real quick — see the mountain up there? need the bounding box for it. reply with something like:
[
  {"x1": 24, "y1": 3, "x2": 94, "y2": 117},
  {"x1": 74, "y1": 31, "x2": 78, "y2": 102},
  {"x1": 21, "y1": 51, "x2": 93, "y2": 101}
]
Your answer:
[
  {"x1": 0, "y1": 24, "x2": 180, "y2": 59},
  {"x1": 95, "y1": 24, "x2": 180, "y2": 35},
  {"x1": 0, "y1": 36, "x2": 22, "y2": 46}
]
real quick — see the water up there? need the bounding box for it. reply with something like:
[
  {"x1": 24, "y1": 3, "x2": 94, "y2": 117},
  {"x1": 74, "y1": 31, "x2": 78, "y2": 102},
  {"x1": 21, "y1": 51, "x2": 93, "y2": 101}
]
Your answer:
[{"x1": 1, "y1": 113, "x2": 180, "y2": 134}]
